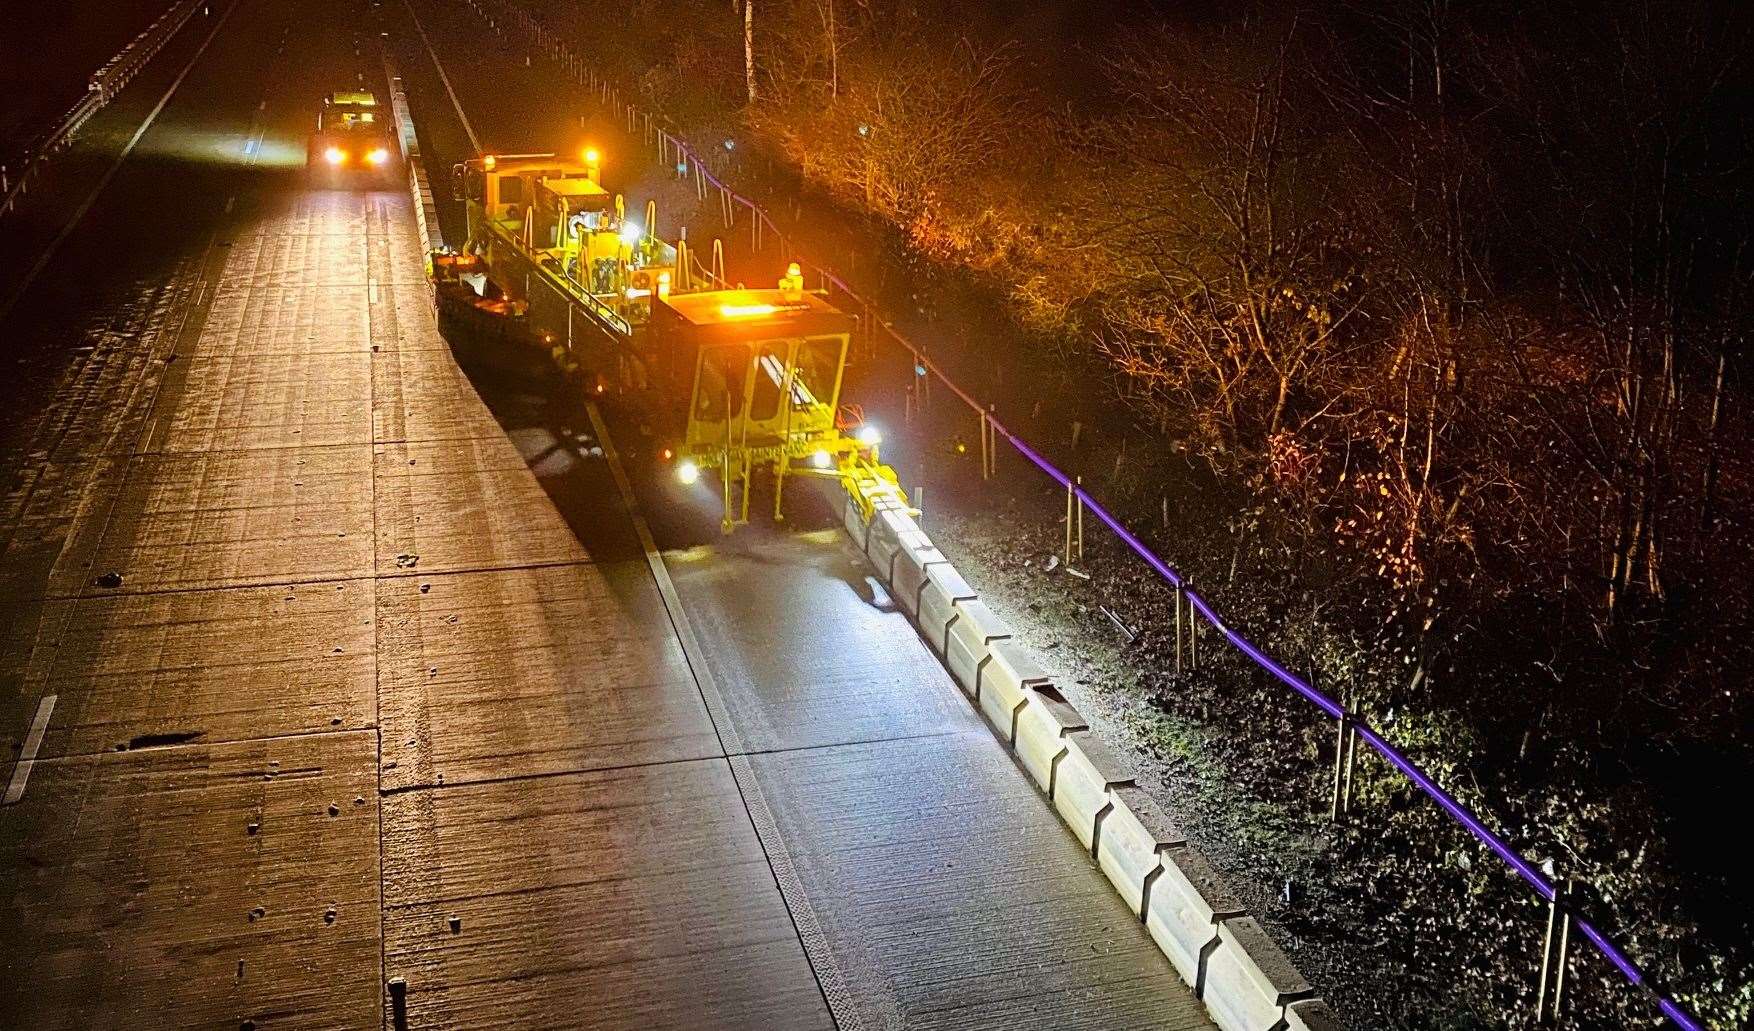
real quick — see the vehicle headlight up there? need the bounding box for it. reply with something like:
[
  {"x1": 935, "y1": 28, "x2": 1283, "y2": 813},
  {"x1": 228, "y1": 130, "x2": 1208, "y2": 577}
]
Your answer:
[
  {"x1": 676, "y1": 460, "x2": 700, "y2": 485},
  {"x1": 856, "y1": 424, "x2": 882, "y2": 446},
  {"x1": 324, "y1": 146, "x2": 345, "y2": 165},
  {"x1": 811, "y1": 449, "x2": 832, "y2": 469},
  {"x1": 366, "y1": 147, "x2": 389, "y2": 165}
]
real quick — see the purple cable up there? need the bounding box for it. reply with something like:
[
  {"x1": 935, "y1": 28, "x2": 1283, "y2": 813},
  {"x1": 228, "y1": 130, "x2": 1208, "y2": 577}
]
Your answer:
[{"x1": 979, "y1": 413, "x2": 1704, "y2": 1028}]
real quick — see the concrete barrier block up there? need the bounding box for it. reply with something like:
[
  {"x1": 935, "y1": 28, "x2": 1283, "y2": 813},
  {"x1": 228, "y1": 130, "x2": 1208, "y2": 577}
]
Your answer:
[
  {"x1": 976, "y1": 657, "x2": 1031, "y2": 744},
  {"x1": 1285, "y1": 998, "x2": 1345, "y2": 1031},
  {"x1": 943, "y1": 600, "x2": 1009, "y2": 696},
  {"x1": 916, "y1": 568, "x2": 977, "y2": 655},
  {"x1": 1096, "y1": 785, "x2": 1187, "y2": 917},
  {"x1": 886, "y1": 528, "x2": 934, "y2": 589},
  {"x1": 891, "y1": 542, "x2": 948, "y2": 618},
  {"x1": 864, "y1": 509, "x2": 910, "y2": 581},
  {"x1": 980, "y1": 639, "x2": 1051, "y2": 698},
  {"x1": 926, "y1": 563, "x2": 976, "y2": 605},
  {"x1": 1052, "y1": 730, "x2": 1136, "y2": 852},
  {"x1": 1145, "y1": 848, "x2": 1245, "y2": 988},
  {"x1": 1204, "y1": 916, "x2": 1314, "y2": 1031},
  {"x1": 1012, "y1": 687, "x2": 1088, "y2": 792},
  {"x1": 976, "y1": 640, "x2": 1050, "y2": 740},
  {"x1": 841, "y1": 487, "x2": 869, "y2": 543}
]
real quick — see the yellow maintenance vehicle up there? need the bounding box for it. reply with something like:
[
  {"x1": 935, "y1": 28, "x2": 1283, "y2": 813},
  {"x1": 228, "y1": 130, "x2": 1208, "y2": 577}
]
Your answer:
[{"x1": 433, "y1": 148, "x2": 905, "y2": 531}]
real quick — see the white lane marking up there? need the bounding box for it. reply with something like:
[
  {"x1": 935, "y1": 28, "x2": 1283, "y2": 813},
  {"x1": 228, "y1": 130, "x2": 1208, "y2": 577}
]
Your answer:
[
  {"x1": 243, "y1": 137, "x2": 257, "y2": 156},
  {"x1": 258, "y1": 99, "x2": 267, "y2": 111},
  {"x1": 584, "y1": 402, "x2": 863, "y2": 1029},
  {"x1": 4, "y1": 694, "x2": 58, "y2": 805},
  {"x1": 403, "y1": 0, "x2": 482, "y2": 151},
  {"x1": 0, "y1": 0, "x2": 242, "y2": 323},
  {"x1": 368, "y1": 281, "x2": 379, "y2": 304},
  {"x1": 224, "y1": 194, "x2": 236, "y2": 213}
]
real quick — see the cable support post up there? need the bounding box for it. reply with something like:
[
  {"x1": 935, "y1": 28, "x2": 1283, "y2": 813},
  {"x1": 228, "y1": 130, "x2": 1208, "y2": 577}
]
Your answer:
[
  {"x1": 1328, "y1": 685, "x2": 1360, "y2": 823},
  {"x1": 1174, "y1": 583, "x2": 1184, "y2": 675},
  {"x1": 1186, "y1": 577, "x2": 1199, "y2": 670},
  {"x1": 1064, "y1": 479, "x2": 1075, "y2": 568},
  {"x1": 1536, "y1": 876, "x2": 1577, "y2": 1024},
  {"x1": 1066, "y1": 476, "x2": 1080, "y2": 564}
]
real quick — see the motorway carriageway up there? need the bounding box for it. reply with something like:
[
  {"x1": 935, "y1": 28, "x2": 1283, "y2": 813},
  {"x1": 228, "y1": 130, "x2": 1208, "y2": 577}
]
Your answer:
[{"x1": 0, "y1": 0, "x2": 1213, "y2": 1027}]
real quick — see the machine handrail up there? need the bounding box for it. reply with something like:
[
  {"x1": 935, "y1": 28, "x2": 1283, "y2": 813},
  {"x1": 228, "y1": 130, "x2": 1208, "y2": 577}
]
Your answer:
[{"x1": 479, "y1": 217, "x2": 632, "y2": 337}]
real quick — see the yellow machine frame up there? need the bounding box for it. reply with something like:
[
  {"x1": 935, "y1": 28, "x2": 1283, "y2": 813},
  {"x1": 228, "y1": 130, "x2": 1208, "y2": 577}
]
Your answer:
[
  {"x1": 439, "y1": 150, "x2": 904, "y2": 532},
  {"x1": 453, "y1": 152, "x2": 675, "y2": 339},
  {"x1": 652, "y1": 285, "x2": 893, "y2": 531}
]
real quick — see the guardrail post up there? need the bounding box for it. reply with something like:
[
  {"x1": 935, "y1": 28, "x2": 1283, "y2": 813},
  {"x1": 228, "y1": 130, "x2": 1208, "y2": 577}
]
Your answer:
[
  {"x1": 1066, "y1": 476, "x2": 1080, "y2": 564},
  {"x1": 1328, "y1": 697, "x2": 1358, "y2": 823},
  {"x1": 1174, "y1": 585, "x2": 1184, "y2": 674},
  {"x1": 1186, "y1": 578, "x2": 1199, "y2": 670},
  {"x1": 1064, "y1": 480, "x2": 1075, "y2": 567},
  {"x1": 980, "y1": 405, "x2": 996, "y2": 480},
  {"x1": 1535, "y1": 877, "x2": 1575, "y2": 1023}
]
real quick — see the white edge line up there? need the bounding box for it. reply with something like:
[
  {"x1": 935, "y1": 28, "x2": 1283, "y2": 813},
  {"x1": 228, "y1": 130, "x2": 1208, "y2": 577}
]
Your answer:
[
  {"x1": 583, "y1": 401, "x2": 865, "y2": 1030},
  {"x1": 0, "y1": 0, "x2": 242, "y2": 324},
  {"x1": 4, "y1": 693, "x2": 59, "y2": 805},
  {"x1": 402, "y1": 0, "x2": 482, "y2": 153}
]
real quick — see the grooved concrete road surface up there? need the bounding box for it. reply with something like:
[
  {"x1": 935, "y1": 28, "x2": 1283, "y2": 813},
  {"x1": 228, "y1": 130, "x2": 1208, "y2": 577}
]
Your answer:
[{"x1": 0, "y1": 0, "x2": 1215, "y2": 1028}]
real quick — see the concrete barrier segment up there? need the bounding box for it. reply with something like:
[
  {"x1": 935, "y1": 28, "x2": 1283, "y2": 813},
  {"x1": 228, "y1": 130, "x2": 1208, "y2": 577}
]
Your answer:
[
  {"x1": 1052, "y1": 730, "x2": 1137, "y2": 853},
  {"x1": 977, "y1": 639, "x2": 1051, "y2": 740},
  {"x1": 886, "y1": 528, "x2": 934, "y2": 590},
  {"x1": 891, "y1": 541, "x2": 948, "y2": 617},
  {"x1": 943, "y1": 598, "x2": 1009, "y2": 696},
  {"x1": 1285, "y1": 998, "x2": 1345, "y2": 1031},
  {"x1": 1096, "y1": 784, "x2": 1188, "y2": 918},
  {"x1": 1204, "y1": 916, "x2": 1315, "y2": 1031},
  {"x1": 1012, "y1": 686, "x2": 1089, "y2": 793},
  {"x1": 917, "y1": 568, "x2": 978, "y2": 655},
  {"x1": 863, "y1": 508, "x2": 912, "y2": 584},
  {"x1": 1145, "y1": 845, "x2": 1246, "y2": 989}
]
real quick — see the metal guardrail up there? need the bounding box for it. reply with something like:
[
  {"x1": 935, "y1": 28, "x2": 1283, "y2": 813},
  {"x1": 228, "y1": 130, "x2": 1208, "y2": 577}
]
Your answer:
[
  {"x1": 0, "y1": 0, "x2": 207, "y2": 220},
  {"x1": 477, "y1": 1, "x2": 1708, "y2": 1024}
]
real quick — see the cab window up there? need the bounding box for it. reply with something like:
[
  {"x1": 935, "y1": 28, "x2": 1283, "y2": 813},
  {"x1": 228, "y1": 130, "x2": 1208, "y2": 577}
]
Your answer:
[
  {"x1": 791, "y1": 336, "x2": 842, "y2": 410},
  {"x1": 694, "y1": 345, "x2": 749, "y2": 424},
  {"x1": 748, "y1": 344, "x2": 790, "y2": 423}
]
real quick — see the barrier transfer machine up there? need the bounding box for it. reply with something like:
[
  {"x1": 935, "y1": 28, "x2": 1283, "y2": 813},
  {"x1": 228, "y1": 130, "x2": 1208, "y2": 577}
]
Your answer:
[{"x1": 432, "y1": 148, "x2": 906, "y2": 532}]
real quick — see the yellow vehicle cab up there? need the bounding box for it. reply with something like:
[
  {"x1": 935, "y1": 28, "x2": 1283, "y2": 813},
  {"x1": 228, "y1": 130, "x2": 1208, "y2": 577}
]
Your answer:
[{"x1": 308, "y1": 90, "x2": 399, "y2": 183}]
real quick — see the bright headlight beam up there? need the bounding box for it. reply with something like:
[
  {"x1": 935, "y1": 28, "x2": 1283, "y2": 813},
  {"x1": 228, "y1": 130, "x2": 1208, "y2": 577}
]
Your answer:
[
  {"x1": 324, "y1": 146, "x2": 345, "y2": 165},
  {"x1": 676, "y1": 460, "x2": 700, "y2": 485},
  {"x1": 856, "y1": 424, "x2": 882, "y2": 446},
  {"x1": 366, "y1": 147, "x2": 389, "y2": 165},
  {"x1": 811, "y1": 450, "x2": 832, "y2": 469}
]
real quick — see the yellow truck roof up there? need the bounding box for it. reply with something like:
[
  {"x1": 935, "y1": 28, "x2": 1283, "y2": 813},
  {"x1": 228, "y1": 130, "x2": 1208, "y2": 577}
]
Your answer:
[
  {"x1": 659, "y1": 288, "x2": 853, "y2": 336},
  {"x1": 541, "y1": 177, "x2": 609, "y2": 198}
]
